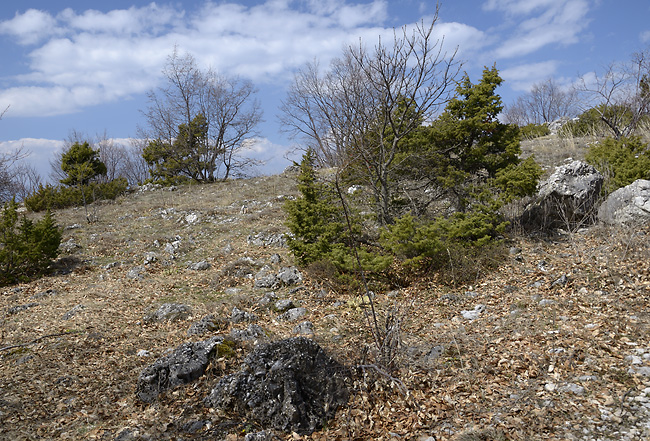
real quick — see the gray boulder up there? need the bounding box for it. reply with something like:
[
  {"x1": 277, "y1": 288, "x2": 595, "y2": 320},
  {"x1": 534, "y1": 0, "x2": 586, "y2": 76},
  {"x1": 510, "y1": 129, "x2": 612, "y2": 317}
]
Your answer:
[
  {"x1": 277, "y1": 267, "x2": 303, "y2": 286},
  {"x1": 278, "y1": 307, "x2": 307, "y2": 322},
  {"x1": 523, "y1": 160, "x2": 603, "y2": 230},
  {"x1": 127, "y1": 266, "x2": 146, "y2": 280},
  {"x1": 598, "y1": 179, "x2": 650, "y2": 225},
  {"x1": 136, "y1": 336, "x2": 224, "y2": 403},
  {"x1": 205, "y1": 337, "x2": 349, "y2": 435}
]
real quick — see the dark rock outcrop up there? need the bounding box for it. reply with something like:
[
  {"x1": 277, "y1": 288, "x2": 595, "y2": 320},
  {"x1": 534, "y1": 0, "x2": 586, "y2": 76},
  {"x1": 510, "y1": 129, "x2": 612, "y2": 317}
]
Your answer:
[
  {"x1": 205, "y1": 337, "x2": 349, "y2": 435},
  {"x1": 136, "y1": 336, "x2": 224, "y2": 403}
]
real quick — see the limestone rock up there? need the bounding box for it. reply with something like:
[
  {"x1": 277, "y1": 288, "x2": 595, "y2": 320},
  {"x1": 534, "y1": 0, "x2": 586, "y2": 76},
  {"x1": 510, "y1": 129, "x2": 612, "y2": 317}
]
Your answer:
[
  {"x1": 598, "y1": 179, "x2": 650, "y2": 225},
  {"x1": 523, "y1": 160, "x2": 603, "y2": 230}
]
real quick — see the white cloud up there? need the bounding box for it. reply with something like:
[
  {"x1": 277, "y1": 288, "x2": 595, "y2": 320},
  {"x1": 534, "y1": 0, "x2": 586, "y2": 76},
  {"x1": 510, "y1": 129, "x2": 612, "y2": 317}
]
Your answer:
[
  {"x1": 0, "y1": 9, "x2": 60, "y2": 45},
  {"x1": 0, "y1": 1, "x2": 483, "y2": 118},
  {"x1": 485, "y1": 0, "x2": 591, "y2": 59},
  {"x1": 0, "y1": 138, "x2": 63, "y2": 179},
  {"x1": 484, "y1": 0, "x2": 559, "y2": 16},
  {"x1": 500, "y1": 60, "x2": 559, "y2": 91},
  {"x1": 641, "y1": 30, "x2": 650, "y2": 43}
]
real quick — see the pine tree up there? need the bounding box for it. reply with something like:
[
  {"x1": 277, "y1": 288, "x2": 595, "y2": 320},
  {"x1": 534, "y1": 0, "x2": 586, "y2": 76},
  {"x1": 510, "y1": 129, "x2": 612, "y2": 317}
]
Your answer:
[{"x1": 284, "y1": 150, "x2": 344, "y2": 265}]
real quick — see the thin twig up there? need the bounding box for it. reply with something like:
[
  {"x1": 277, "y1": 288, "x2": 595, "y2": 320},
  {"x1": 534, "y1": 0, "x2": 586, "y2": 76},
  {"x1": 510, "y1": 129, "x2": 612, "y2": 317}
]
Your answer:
[{"x1": 0, "y1": 331, "x2": 77, "y2": 352}]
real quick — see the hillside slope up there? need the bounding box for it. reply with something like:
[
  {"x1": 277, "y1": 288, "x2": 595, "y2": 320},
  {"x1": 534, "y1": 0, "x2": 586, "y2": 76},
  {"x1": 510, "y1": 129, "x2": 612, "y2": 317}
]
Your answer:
[{"x1": 1, "y1": 168, "x2": 650, "y2": 441}]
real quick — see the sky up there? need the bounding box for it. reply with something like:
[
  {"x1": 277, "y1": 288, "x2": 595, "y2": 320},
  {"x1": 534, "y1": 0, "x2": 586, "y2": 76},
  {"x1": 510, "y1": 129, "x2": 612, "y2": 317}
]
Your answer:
[{"x1": 0, "y1": 0, "x2": 649, "y2": 181}]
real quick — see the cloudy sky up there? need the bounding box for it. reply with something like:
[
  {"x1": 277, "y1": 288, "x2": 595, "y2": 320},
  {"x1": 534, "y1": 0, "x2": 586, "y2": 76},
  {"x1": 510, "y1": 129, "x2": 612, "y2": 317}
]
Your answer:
[{"x1": 0, "y1": 0, "x2": 648, "y2": 180}]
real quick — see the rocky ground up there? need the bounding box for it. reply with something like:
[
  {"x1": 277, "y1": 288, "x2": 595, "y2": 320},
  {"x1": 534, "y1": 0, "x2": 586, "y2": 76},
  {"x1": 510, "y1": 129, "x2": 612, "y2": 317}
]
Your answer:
[{"x1": 1, "y1": 167, "x2": 650, "y2": 441}]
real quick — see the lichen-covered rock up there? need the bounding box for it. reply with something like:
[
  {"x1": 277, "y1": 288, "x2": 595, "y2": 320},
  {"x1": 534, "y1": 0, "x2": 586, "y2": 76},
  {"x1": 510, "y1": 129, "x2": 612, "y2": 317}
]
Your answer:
[
  {"x1": 205, "y1": 337, "x2": 349, "y2": 435},
  {"x1": 136, "y1": 336, "x2": 224, "y2": 403}
]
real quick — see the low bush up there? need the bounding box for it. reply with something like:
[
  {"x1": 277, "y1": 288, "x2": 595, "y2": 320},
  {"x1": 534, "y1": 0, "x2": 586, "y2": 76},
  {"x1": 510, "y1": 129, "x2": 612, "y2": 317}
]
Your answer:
[
  {"x1": 520, "y1": 123, "x2": 550, "y2": 140},
  {"x1": 380, "y1": 208, "x2": 508, "y2": 285},
  {"x1": 25, "y1": 178, "x2": 129, "y2": 212},
  {"x1": 0, "y1": 200, "x2": 62, "y2": 286},
  {"x1": 585, "y1": 136, "x2": 650, "y2": 194}
]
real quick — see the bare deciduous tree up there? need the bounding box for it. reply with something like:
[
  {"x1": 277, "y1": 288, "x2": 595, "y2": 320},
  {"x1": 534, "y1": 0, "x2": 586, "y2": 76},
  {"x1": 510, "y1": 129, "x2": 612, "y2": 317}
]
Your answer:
[
  {"x1": 577, "y1": 49, "x2": 650, "y2": 138},
  {"x1": 503, "y1": 77, "x2": 579, "y2": 126},
  {"x1": 281, "y1": 8, "x2": 459, "y2": 225},
  {"x1": 0, "y1": 146, "x2": 41, "y2": 202},
  {"x1": 143, "y1": 48, "x2": 263, "y2": 182},
  {"x1": 0, "y1": 107, "x2": 41, "y2": 201}
]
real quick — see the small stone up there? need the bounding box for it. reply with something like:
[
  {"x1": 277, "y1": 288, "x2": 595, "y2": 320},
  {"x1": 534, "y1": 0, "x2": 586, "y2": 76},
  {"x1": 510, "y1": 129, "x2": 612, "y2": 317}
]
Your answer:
[
  {"x1": 230, "y1": 324, "x2": 266, "y2": 342},
  {"x1": 559, "y1": 383, "x2": 585, "y2": 395},
  {"x1": 137, "y1": 350, "x2": 151, "y2": 357},
  {"x1": 7, "y1": 303, "x2": 39, "y2": 314},
  {"x1": 625, "y1": 355, "x2": 644, "y2": 365},
  {"x1": 274, "y1": 299, "x2": 296, "y2": 312},
  {"x1": 231, "y1": 307, "x2": 257, "y2": 323},
  {"x1": 127, "y1": 266, "x2": 146, "y2": 280},
  {"x1": 278, "y1": 307, "x2": 307, "y2": 322},
  {"x1": 189, "y1": 261, "x2": 211, "y2": 271},
  {"x1": 551, "y1": 274, "x2": 568, "y2": 287},
  {"x1": 144, "y1": 303, "x2": 191, "y2": 323},
  {"x1": 30, "y1": 289, "x2": 56, "y2": 299},
  {"x1": 293, "y1": 321, "x2": 315, "y2": 335},
  {"x1": 461, "y1": 304, "x2": 485, "y2": 320},
  {"x1": 143, "y1": 252, "x2": 157, "y2": 265},
  {"x1": 62, "y1": 304, "x2": 84, "y2": 320}
]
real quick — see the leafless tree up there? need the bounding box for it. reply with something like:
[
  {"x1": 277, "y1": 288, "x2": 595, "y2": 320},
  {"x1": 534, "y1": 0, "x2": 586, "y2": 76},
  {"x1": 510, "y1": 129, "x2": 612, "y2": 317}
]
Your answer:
[
  {"x1": 280, "y1": 9, "x2": 459, "y2": 225},
  {"x1": 577, "y1": 49, "x2": 650, "y2": 138},
  {"x1": 0, "y1": 146, "x2": 41, "y2": 202},
  {"x1": 120, "y1": 137, "x2": 150, "y2": 186},
  {"x1": 503, "y1": 77, "x2": 579, "y2": 126},
  {"x1": 0, "y1": 107, "x2": 41, "y2": 201},
  {"x1": 143, "y1": 47, "x2": 263, "y2": 181}
]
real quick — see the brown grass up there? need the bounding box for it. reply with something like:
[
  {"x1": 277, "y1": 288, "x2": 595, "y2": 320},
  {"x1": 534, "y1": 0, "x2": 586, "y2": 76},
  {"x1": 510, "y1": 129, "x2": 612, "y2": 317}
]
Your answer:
[{"x1": 1, "y1": 148, "x2": 649, "y2": 440}]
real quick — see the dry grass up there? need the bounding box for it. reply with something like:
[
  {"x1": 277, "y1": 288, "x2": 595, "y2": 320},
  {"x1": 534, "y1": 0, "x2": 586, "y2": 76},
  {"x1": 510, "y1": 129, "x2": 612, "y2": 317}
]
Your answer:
[{"x1": 1, "y1": 147, "x2": 649, "y2": 440}]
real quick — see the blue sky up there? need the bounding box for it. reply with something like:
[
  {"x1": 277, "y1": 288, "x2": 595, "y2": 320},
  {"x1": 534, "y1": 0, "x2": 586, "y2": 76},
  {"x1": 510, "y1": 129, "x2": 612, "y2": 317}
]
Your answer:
[{"x1": 0, "y1": 0, "x2": 649, "y2": 180}]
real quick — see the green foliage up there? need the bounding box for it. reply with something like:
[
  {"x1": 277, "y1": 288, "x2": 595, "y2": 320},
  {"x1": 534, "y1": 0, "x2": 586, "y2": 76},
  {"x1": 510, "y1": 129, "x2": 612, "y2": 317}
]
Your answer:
[
  {"x1": 0, "y1": 200, "x2": 62, "y2": 286},
  {"x1": 143, "y1": 113, "x2": 212, "y2": 184},
  {"x1": 559, "y1": 105, "x2": 642, "y2": 138},
  {"x1": 520, "y1": 123, "x2": 550, "y2": 139},
  {"x1": 287, "y1": 67, "x2": 534, "y2": 287},
  {"x1": 431, "y1": 66, "x2": 521, "y2": 178},
  {"x1": 585, "y1": 136, "x2": 650, "y2": 193},
  {"x1": 25, "y1": 178, "x2": 128, "y2": 212},
  {"x1": 284, "y1": 150, "x2": 346, "y2": 266},
  {"x1": 285, "y1": 150, "x2": 391, "y2": 286},
  {"x1": 60, "y1": 142, "x2": 107, "y2": 187},
  {"x1": 493, "y1": 156, "x2": 543, "y2": 202},
  {"x1": 380, "y1": 209, "x2": 507, "y2": 283}
]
